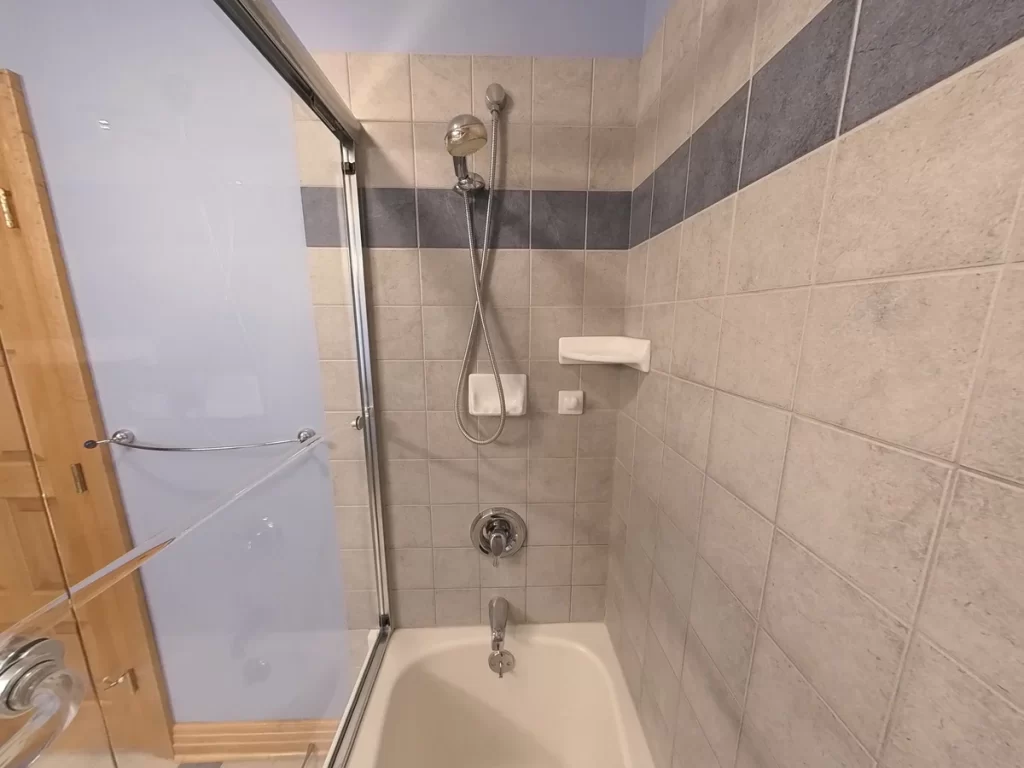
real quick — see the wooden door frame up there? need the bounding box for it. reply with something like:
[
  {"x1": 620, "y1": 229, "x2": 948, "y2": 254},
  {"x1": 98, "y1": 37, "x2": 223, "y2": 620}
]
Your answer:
[{"x1": 0, "y1": 70, "x2": 174, "y2": 758}]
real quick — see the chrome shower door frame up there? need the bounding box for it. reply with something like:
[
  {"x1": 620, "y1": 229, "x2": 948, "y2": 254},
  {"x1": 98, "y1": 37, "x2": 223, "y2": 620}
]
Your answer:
[{"x1": 211, "y1": 2, "x2": 391, "y2": 766}]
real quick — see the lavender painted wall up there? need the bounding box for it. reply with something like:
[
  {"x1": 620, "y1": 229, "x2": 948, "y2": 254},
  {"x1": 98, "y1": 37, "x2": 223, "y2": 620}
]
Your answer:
[{"x1": 275, "y1": 0, "x2": 648, "y2": 56}]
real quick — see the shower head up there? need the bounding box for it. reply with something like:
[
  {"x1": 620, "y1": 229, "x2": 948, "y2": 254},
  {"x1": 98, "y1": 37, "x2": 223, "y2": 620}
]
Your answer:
[
  {"x1": 445, "y1": 114, "x2": 488, "y2": 192},
  {"x1": 444, "y1": 114, "x2": 488, "y2": 157}
]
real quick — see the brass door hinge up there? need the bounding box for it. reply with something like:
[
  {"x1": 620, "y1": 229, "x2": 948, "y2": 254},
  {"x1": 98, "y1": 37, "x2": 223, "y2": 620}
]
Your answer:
[
  {"x1": 70, "y1": 463, "x2": 88, "y2": 493},
  {"x1": 0, "y1": 189, "x2": 15, "y2": 229}
]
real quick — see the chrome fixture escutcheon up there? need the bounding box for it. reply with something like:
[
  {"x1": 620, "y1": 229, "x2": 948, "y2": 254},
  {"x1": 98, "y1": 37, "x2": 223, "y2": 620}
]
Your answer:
[{"x1": 470, "y1": 507, "x2": 526, "y2": 567}]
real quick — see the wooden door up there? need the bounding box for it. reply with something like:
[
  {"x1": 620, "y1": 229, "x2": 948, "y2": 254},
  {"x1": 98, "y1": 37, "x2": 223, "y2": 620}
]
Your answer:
[{"x1": 0, "y1": 70, "x2": 174, "y2": 758}]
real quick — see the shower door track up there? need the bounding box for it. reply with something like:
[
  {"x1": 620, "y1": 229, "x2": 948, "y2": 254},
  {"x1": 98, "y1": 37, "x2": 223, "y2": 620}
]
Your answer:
[{"x1": 211, "y1": 2, "x2": 391, "y2": 766}]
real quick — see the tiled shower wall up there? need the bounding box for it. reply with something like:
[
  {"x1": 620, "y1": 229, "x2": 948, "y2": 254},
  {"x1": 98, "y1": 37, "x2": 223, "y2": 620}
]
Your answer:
[
  {"x1": 295, "y1": 53, "x2": 642, "y2": 626},
  {"x1": 606, "y1": 0, "x2": 1024, "y2": 767}
]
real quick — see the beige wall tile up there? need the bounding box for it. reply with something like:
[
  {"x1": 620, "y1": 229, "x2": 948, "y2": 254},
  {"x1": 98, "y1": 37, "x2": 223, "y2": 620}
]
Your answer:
[
  {"x1": 528, "y1": 458, "x2": 577, "y2": 502},
  {"x1": 430, "y1": 504, "x2": 477, "y2": 547},
  {"x1": 420, "y1": 249, "x2": 476, "y2": 305},
  {"x1": 645, "y1": 302, "x2": 676, "y2": 373},
  {"x1": 572, "y1": 545, "x2": 608, "y2": 585},
  {"x1": 707, "y1": 393, "x2": 790, "y2": 520},
  {"x1": 530, "y1": 307, "x2": 582, "y2": 359},
  {"x1": 662, "y1": 0, "x2": 703, "y2": 85},
  {"x1": 312, "y1": 51, "x2": 351, "y2": 104},
  {"x1": 699, "y1": 479, "x2": 772, "y2": 614},
  {"x1": 590, "y1": 126, "x2": 636, "y2": 191},
  {"x1": 649, "y1": 571, "x2": 687, "y2": 674},
  {"x1": 379, "y1": 411, "x2": 427, "y2": 460},
  {"x1": 637, "y1": 687, "x2": 674, "y2": 768},
  {"x1": 383, "y1": 506, "x2": 430, "y2": 548},
  {"x1": 428, "y1": 459, "x2": 478, "y2": 503},
  {"x1": 315, "y1": 305, "x2": 356, "y2": 359},
  {"x1": 307, "y1": 247, "x2": 351, "y2": 306},
  {"x1": 570, "y1": 585, "x2": 606, "y2": 620},
  {"x1": 681, "y1": 625, "x2": 743, "y2": 768},
  {"x1": 918, "y1": 472, "x2": 1024, "y2": 708},
  {"x1": 320, "y1": 360, "x2": 360, "y2": 411},
  {"x1": 627, "y1": 244, "x2": 648, "y2": 305},
  {"x1": 644, "y1": 626, "x2": 682, "y2": 725},
  {"x1": 533, "y1": 57, "x2": 593, "y2": 124},
  {"x1": 532, "y1": 126, "x2": 590, "y2": 190},
  {"x1": 592, "y1": 58, "x2": 640, "y2": 125},
  {"x1": 577, "y1": 457, "x2": 614, "y2": 502},
  {"x1": 424, "y1": 360, "x2": 461, "y2": 410},
  {"x1": 376, "y1": 361, "x2": 425, "y2": 410},
  {"x1": 795, "y1": 271, "x2": 996, "y2": 458},
  {"x1": 422, "y1": 305, "x2": 473, "y2": 360},
  {"x1": 637, "y1": 371, "x2": 670, "y2": 440},
  {"x1": 331, "y1": 459, "x2": 368, "y2": 506},
  {"x1": 371, "y1": 307, "x2": 424, "y2": 360},
  {"x1": 479, "y1": 456, "x2": 527, "y2": 502},
  {"x1": 716, "y1": 288, "x2": 809, "y2": 408},
  {"x1": 368, "y1": 248, "x2": 420, "y2": 305},
  {"x1": 763, "y1": 534, "x2": 909, "y2": 747},
  {"x1": 752, "y1": 0, "x2": 831, "y2": 71},
  {"x1": 526, "y1": 585, "x2": 571, "y2": 622},
  {"x1": 633, "y1": 426, "x2": 665, "y2": 510},
  {"x1": 475, "y1": 122, "x2": 532, "y2": 189},
  {"x1": 961, "y1": 266, "x2": 1024, "y2": 483},
  {"x1": 730, "y1": 144, "x2": 830, "y2": 293},
  {"x1": 529, "y1": 414, "x2": 578, "y2": 458},
  {"x1": 531, "y1": 250, "x2": 585, "y2": 306},
  {"x1": 472, "y1": 55, "x2": 532, "y2": 123},
  {"x1": 638, "y1": 25, "x2": 664, "y2": 119},
  {"x1": 690, "y1": 558, "x2": 757, "y2": 700},
  {"x1": 881, "y1": 638, "x2": 1024, "y2": 768},
  {"x1": 426, "y1": 411, "x2": 477, "y2": 459},
  {"x1": 646, "y1": 226, "x2": 682, "y2": 303},
  {"x1": 674, "y1": 694, "x2": 723, "y2": 768},
  {"x1": 435, "y1": 588, "x2": 481, "y2": 625},
  {"x1": 340, "y1": 549, "x2": 376, "y2": 590},
  {"x1": 579, "y1": 410, "x2": 618, "y2": 458},
  {"x1": 665, "y1": 377, "x2": 713, "y2": 469},
  {"x1": 481, "y1": 548, "x2": 526, "y2": 588},
  {"x1": 527, "y1": 503, "x2": 574, "y2": 544},
  {"x1": 411, "y1": 54, "x2": 471, "y2": 122},
  {"x1": 487, "y1": 249, "x2": 531, "y2": 306},
  {"x1": 584, "y1": 251, "x2": 628, "y2": 306},
  {"x1": 745, "y1": 630, "x2": 873, "y2": 768},
  {"x1": 818, "y1": 46, "x2": 1024, "y2": 283},
  {"x1": 294, "y1": 121, "x2": 343, "y2": 186},
  {"x1": 348, "y1": 53, "x2": 411, "y2": 121},
  {"x1": 1010, "y1": 206, "x2": 1024, "y2": 262},
  {"x1": 634, "y1": 102, "x2": 659, "y2": 186},
  {"x1": 778, "y1": 418, "x2": 948, "y2": 618},
  {"x1": 677, "y1": 196, "x2": 732, "y2": 300},
  {"x1": 413, "y1": 122, "x2": 455, "y2": 188},
  {"x1": 388, "y1": 547, "x2": 433, "y2": 589},
  {"x1": 656, "y1": 64, "x2": 697, "y2": 165},
  {"x1": 382, "y1": 460, "x2": 429, "y2": 505},
  {"x1": 659, "y1": 448, "x2": 704, "y2": 541},
  {"x1": 693, "y1": 0, "x2": 757, "y2": 129},
  {"x1": 670, "y1": 298, "x2": 722, "y2": 386},
  {"x1": 391, "y1": 589, "x2": 435, "y2": 626},
  {"x1": 359, "y1": 121, "x2": 415, "y2": 187},
  {"x1": 433, "y1": 547, "x2": 480, "y2": 589}
]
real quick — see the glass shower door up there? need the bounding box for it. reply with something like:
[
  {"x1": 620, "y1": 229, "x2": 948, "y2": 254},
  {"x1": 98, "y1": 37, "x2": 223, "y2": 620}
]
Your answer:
[{"x1": 0, "y1": 0, "x2": 381, "y2": 766}]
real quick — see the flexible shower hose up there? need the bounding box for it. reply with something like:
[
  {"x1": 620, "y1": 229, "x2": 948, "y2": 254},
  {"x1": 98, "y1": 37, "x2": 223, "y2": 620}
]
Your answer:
[{"x1": 453, "y1": 108, "x2": 506, "y2": 445}]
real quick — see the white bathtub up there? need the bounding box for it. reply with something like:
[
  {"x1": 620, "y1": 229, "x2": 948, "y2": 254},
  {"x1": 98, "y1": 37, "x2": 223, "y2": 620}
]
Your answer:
[{"x1": 348, "y1": 622, "x2": 654, "y2": 768}]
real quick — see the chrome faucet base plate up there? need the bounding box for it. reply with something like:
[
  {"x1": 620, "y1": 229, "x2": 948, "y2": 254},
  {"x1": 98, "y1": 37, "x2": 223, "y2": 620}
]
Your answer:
[{"x1": 488, "y1": 649, "x2": 515, "y2": 678}]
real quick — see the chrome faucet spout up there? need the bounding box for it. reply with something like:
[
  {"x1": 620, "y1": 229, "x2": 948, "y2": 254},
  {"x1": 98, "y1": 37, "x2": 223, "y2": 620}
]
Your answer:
[{"x1": 489, "y1": 596, "x2": 509, "y2": 651}]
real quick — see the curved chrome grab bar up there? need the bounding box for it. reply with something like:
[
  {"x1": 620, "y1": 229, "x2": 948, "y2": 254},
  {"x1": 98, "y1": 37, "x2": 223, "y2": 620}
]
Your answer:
[
  {"x1": 84, "y1": 427, "x2": 317, "y2": 452},
  {"x1": 0, "y1": 637, "x2": 83, "y2": 768}
]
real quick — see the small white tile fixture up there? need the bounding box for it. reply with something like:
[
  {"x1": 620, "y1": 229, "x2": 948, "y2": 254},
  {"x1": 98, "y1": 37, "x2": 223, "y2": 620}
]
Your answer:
[
  {"x1": 558, "y1": 336, "x2": 652, "y2": 372},
  {"x1": 468, "y1": 373, "x2": 528, "y2": 416},
  {"x1": 559, "y1": 390, "x2": 585, "y2": 415}
]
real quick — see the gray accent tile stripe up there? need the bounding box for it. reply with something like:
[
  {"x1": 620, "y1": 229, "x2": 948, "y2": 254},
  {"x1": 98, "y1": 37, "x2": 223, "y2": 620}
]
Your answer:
[
  {"x1": 741, "y1": 0, "x2": 856, "y2": 187},
  {"x1": 532, "y1": 191, "x2": 588, "y2": 250},
  {"x1": 417, "y1": 188, "x2": 469, "y2": 249},
  {"x1": 363, "y1": 187, "x2": 418, "y2": 248},
  {"x1": 587, "y1": 191, "x2": 633, "y2": 250},
  {"x1": 685, "y1": 84, "x2": 747, "y2": 219},
  {"x1": 843, "y1": 0, "x2": 1024, "y2": 131},
  {"x1": 301, "y1": 186, "x2": 347, "y2": 248},
  {"x1": 650, "y1": 139, "x2": 690, "y2": 237},
  {"x1": 630, "y1": 0, "x2": 1024, "y2": 246},
  {"x1": 477, "y1": 190, "x2": 531, "y2": 249}
]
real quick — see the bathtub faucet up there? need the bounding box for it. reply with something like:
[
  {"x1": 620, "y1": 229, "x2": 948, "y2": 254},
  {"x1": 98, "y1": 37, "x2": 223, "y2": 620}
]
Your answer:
[{"x1": 489, "y1": 596, "x2": 508, "y2": 651}]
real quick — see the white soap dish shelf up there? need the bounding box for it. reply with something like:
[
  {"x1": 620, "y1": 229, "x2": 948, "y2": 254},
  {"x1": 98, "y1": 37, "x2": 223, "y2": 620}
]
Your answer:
[{"x1": 557, "y1": 336, "x2": 651, "y2": 373}]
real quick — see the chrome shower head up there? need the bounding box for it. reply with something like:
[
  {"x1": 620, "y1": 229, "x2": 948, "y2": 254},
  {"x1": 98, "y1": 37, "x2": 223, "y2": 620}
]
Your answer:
[{"x1": 444, "y1": 114, "x2": 487, "y2": 157}]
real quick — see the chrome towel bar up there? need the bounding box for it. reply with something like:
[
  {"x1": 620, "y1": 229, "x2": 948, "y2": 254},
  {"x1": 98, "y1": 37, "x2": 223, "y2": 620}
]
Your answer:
[{"x1": 84, "y1": 428, "x2": 317, "y2": 452}]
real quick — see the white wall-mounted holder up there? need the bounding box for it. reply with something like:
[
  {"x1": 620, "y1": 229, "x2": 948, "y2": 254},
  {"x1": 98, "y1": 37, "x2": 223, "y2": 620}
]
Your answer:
[
  {"x1": 468, "y1": 373, "x2": 528, "y2": 416},
  {"x1": 558, "y1": 390, "x2": 584, "y2": 415},
  {"x1": 557, "y1": 336, "x2": 651, "y2": 373}
]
